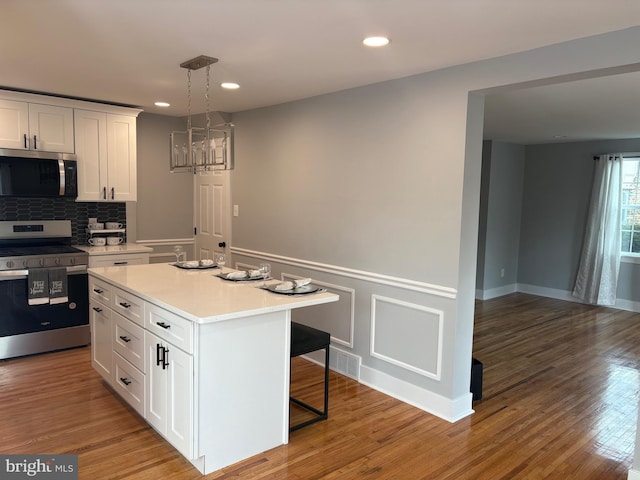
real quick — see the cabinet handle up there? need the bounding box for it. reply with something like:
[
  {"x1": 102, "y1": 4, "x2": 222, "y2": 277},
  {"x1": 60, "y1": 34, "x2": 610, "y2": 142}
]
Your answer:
[
  {"x1": 23, "y1": 133, "x2": 27, "y2": 149},
  {"x1": 33, "y1": 135, "x2": 37, "y2": 150},
  {"x1": 92, "y1": 306, "x2": 103, "y2": 313},
  {"x1": 114, "y1": 261, "x2": 129, "y2": 266},
  {"x1": 119, "y1": 302, "x2": 131, "y2": 309},
  {"x1": 111, "y1": 187, "x2": 115, "y2": 200},
  {"x1": 163, "y1": 347, "x2": 169, "y2": 369},
  {"x1": 119, "y1": 377, "x2": 131, "y2": 386},
  {"x1": 119, "y1": 335, "x2": 131, "y2": 343},
  {"x1": 93, "y1": 288, "x2": 104, "y2": 294},
  {"x1": 103, "y1": 187, "x2": 107, "y2": 200},
  {"x1": 156, "y1": 343, "x2": 162, "y2": 366},
  {"x1": 156, "y1": 321, "x2": 171, "y2": 329}
]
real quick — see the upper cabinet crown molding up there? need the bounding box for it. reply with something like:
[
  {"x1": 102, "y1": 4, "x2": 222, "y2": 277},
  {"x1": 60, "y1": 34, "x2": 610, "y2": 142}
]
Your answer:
[{"x1": 0, "y1": 89, "x2": 142, "y2": 117}]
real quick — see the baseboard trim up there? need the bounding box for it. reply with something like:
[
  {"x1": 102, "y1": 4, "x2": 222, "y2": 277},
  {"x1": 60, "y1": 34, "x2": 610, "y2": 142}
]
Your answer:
[
  {"x1": 359, "y1": 364, "x2": 474, "y2": 423},
  {"x1": 476, "y1": 283, "x2": 640, "y2": 314},
  {"x1": 476, "y1": 283, "x2": 517, "y2": 300}
]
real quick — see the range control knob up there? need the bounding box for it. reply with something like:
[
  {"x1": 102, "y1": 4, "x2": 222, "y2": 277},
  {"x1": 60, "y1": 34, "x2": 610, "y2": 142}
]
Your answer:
[
  {"x1": 39, "y1": 258, "x2": 45, "y2": 267},
  {"x1": 54, "y1": 258, "x2": 60, "y2": 266},
  {"x1": 6, "y1": 260, "x2": 13, "y2": 269}
]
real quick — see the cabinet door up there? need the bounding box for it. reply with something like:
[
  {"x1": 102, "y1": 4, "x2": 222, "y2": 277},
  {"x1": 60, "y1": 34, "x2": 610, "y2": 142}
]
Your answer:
[
  {"x1": 74, "y1": 110, "x2": 107, "y2": 201},
  {"x1": 28, "y1": 103, "x2": 74, "y2": 153},
  {"x1": 166, "y1": 345, "x2": 194, "y2": 458},
  {"x1": 107, "y1": 114, "x2": 137, "y2": 201},
  {"x1": 0, "y1": 99, "x2": 28, "y2": 149},
  {"x1": 145, "y1": 331, "x2": 167, "y2": 432},
  {"x1": 90, "y1": 300, "x2": 112, "y2": 383}
]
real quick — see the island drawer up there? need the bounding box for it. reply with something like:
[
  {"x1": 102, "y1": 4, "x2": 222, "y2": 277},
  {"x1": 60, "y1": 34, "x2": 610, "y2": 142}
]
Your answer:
[
  {"x1": 113, "y1": 353, "x2": 144, "y2": 416},
  {"x1": 113, "y1": 287, "x2": 144, "y2": 327},
  {"x1": 146, "y1": 303, "x2": 193, "y2": 353},
  {"x1": 89, "y1": 277, "x2": 112, "y2": 306},
  {"x1": 113, "y1": 312, "x2": 145, "y2": 372}
]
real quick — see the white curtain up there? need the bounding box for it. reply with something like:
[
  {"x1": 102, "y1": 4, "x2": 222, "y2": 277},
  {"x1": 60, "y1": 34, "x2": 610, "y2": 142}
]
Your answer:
[{"x1": 573, "y1": 154, "x2": 623, "y2": 305}]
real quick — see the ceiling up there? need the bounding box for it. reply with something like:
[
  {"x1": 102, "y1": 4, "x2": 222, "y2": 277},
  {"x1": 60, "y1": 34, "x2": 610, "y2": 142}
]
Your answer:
[{"x1": 1, "y1": 0, "x2": 640, "y2": 145}]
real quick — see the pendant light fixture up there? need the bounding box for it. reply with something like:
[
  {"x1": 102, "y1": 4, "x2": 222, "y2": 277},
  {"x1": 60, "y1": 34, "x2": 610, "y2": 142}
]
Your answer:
[{"x1": 170, "y1": 55, "x2": 234, "y2": 173}]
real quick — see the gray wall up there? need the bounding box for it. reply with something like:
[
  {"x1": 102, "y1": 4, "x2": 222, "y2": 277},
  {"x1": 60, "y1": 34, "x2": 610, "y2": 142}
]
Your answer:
[
  {"x1": 228, "y1": 27, "x2": 640, "y2": 411},
  {"x1": 477, "y1": 137, "x2": 640, "y2": 305},
  {"x1": 519, "y1": 138, "x2": 640, "y2": 302},
  {"x1": 476, "y1": 141, "x2": 525, "y2": 293},
  {"x1": 135, "y1": 113, "x2": 193, "y2": 253}
]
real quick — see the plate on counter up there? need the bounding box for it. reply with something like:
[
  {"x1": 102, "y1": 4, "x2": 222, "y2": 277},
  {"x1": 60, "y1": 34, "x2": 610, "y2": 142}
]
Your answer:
[
  {"x1": 173, "y1": 262, "x2": 219, "y2": 270},
  {"x1": 215, "y1": 272, "x2": 264, "y2": 281},
  {"x1": 264, "y1": 284, "x2": 323, "y2": 295}
]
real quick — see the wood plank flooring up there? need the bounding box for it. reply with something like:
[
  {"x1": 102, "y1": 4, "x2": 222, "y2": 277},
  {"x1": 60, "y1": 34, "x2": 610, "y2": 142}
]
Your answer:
[{"x1": 1, "y1": 292, "x2": 639, "y2": 479}]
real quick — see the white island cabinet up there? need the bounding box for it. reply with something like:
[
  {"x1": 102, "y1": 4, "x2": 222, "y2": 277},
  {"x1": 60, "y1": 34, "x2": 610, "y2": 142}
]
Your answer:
[{"x1": 88, "y1": 263, "x2": 338, "y2": 475}]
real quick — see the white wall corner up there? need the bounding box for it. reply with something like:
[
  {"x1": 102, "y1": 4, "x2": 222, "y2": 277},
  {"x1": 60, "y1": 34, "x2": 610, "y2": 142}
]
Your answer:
[
  {"x1": 627, "y1": 468, "x2": 640, "y2": 480},
  {"x1": 359, "y1": 364, "x2": 474, "y2": 423}
]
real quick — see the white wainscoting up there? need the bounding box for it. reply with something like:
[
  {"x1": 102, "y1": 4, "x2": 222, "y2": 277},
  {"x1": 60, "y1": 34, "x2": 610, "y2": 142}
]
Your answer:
[
  {"x1": 231, "y1": 247, "x2": 470, "y2": 423},
  {"x1": 137, "y1": 237, "x2": 195, "y2": 263},
  {"x1": 370, "y1": 295, "x2": 443, "y2": 381}
]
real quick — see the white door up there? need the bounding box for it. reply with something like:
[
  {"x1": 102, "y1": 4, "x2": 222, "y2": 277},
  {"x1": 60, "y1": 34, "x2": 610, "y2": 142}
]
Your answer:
[{"x1": 195, "y1": 169, "x2": 230, "y2": 261}]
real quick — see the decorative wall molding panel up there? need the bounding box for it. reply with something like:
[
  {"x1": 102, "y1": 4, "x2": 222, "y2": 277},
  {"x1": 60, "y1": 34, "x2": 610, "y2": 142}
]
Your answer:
[{"x1": 370, "y1": 295, "x2": 443, "y2": 381}]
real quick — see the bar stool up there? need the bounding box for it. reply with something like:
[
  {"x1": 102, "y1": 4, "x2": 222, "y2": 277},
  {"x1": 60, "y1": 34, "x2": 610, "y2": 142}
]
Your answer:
[{"x1": 290, "y1": 321, "x2": 330, "y2": 432}]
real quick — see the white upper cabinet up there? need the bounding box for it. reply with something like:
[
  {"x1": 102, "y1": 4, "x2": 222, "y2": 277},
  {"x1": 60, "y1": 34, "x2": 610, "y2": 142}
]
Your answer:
[
  {"x1": 0, "y1": 99, "x2": 74, "y2": 153},
  {"x1": 75, "y1": 110, "x2": 137, "y2": 202}
]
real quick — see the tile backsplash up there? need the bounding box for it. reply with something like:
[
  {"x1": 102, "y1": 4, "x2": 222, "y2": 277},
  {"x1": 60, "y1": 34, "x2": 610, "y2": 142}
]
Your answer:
[{"x1": 0, "y1": 198, "x2": 126, "y2": 245}]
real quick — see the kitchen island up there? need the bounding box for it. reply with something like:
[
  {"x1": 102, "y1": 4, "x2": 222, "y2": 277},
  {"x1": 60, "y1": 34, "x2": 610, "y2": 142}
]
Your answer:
[{"x1": 88, "y1": 263, "x2": 338, "y2": 475}]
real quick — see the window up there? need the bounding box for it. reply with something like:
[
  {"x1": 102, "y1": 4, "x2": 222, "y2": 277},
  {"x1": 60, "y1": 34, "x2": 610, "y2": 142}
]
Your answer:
[{"x1": 621, "y1": 157, "x2": 640, "y2": 254}]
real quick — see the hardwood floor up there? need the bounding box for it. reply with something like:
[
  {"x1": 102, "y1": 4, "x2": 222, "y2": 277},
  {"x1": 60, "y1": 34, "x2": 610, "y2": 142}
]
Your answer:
[{"x1": 1, "y1": 292, "x2": 639, "y2": 479}]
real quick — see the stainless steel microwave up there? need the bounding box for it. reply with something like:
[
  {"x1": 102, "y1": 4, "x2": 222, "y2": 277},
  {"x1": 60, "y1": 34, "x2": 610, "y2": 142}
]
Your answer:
[{"x1": 0, "y1": 149, "x2": 77, "y2": 198}]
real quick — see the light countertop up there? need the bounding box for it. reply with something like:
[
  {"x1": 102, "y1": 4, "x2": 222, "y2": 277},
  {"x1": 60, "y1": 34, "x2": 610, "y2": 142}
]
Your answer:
[
  {"x1": 88, "y1": 263, "x2": 338, "y2": 324},
  {"x1": 75, "y1": 244, "x2": 153, "y2": 255}
]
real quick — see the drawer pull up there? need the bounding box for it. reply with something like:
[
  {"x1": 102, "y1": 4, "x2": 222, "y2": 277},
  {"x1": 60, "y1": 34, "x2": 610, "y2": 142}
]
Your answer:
[
  {"x1": 114, "y1": 261, "x2": 129, "y2": 265},
  {"x1": 94, "y1": 288, "x2": 104, "y2": 294},
  {"x1": 119, "y1": 302, "x2": 132, "y2": 309},
  {"x1": 119, "y1": 335, "x2": 131, "y2": 343},
  {"x1": 156, "y1": 321, "x2": 171, "y2": 329},
  {"x1": 92, "y1": 306, "x2": 103, "y2": 313},
  {"x1": 119, "y1": 377, "x2": 132, "y2": 386}
]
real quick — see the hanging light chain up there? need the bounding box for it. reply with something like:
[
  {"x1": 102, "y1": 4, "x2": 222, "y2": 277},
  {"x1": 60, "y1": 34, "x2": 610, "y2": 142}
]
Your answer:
[
  {"x1": 205, "y1": 64, "x2": 211, "y2": 131},
  {"x1": 187, "y1": 68, "x2": 192, "y2": 131}
]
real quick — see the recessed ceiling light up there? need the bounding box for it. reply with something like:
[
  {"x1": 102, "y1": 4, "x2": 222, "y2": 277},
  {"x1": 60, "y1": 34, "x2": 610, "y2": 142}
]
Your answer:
[
  {"x1": 363, "y1": 36, "x2": 390, "y2": 47},
  {"x1": 154, "y1": 101, "x2": 170, "y2": 107},
  {"x1": 221, "y1": 82, "x2": 240, "y2": 90}
]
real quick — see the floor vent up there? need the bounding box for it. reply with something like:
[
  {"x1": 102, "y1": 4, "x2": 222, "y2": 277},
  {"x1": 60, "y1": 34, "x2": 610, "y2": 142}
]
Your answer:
[{"x1": 331, "y1": 347, "x2": 361, "y2": 381}]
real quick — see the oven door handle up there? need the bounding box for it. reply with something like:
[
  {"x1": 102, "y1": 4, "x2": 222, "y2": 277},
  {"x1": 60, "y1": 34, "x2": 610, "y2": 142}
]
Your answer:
[{"x1": 0, "y1": 265, "x2": 87, "y2": 281}]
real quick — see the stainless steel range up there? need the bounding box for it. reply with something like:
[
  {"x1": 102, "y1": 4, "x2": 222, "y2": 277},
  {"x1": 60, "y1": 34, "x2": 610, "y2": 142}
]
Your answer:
[{"x1": 0, "y1": 220, "x2": 89, "y2": 360}]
